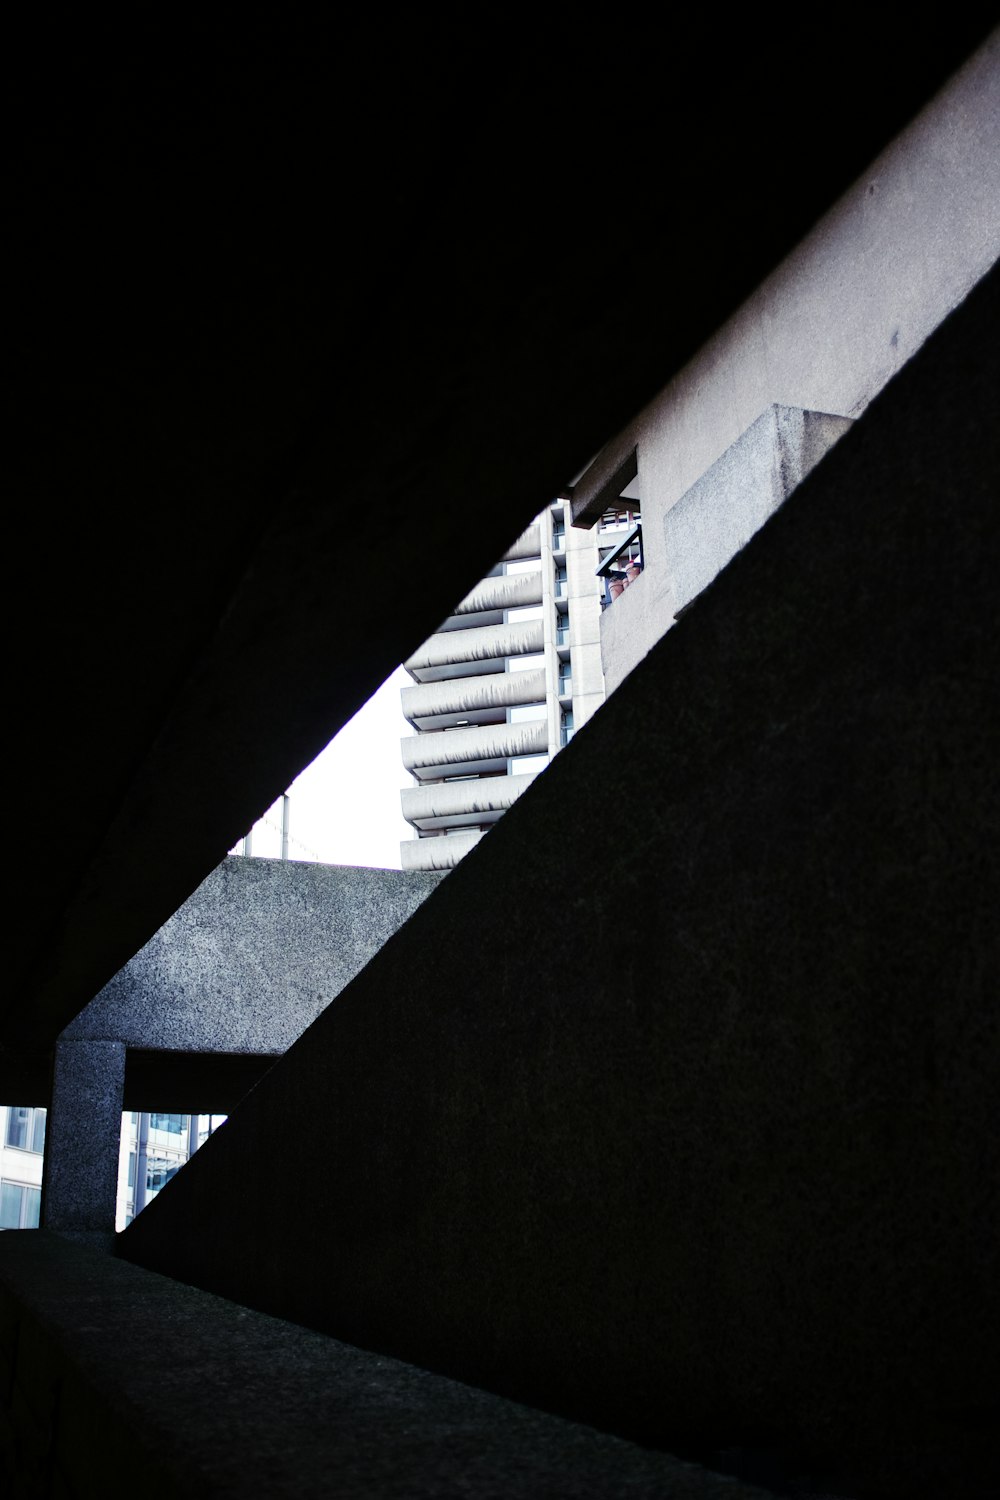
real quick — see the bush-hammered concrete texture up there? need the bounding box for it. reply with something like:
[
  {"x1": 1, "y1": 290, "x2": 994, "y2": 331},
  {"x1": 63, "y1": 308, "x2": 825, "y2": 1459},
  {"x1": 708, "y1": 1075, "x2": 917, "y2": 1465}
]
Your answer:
[{"x1": 63, "y1": 859, "x2": 444, "y2": 1054}]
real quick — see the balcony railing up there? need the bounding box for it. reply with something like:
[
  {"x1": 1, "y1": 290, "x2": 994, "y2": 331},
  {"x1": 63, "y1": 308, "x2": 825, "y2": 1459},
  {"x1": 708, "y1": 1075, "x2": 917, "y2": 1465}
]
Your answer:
[{"x1": 596, "y1": 524, "x2": 643, "y2": 608}]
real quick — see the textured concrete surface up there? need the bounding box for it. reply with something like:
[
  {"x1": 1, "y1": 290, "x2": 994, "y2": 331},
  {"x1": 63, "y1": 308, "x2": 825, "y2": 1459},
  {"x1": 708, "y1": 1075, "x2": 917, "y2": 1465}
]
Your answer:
[
  {"x1": 603, "y1": 405, "x2": 851, "y2": 695},
  {"x1": 0, "y1": 1233, "x2": 780, "y2": 1500},
  {"x1": 120, "y1": 271, "x2": 999, "y2": 1496},
  {"x1": 664, "y1": 405, "x2": 851, "y2": 617},
  {"x1": 576, "y1": 34, "x2": 1000, "y2": 689},
  {"x1": 63, "y1": 859, "x2": 443, "y2": 1054},
  {"x1": 41, "y1": 1041, "x2": 125, "y2": 1236}
]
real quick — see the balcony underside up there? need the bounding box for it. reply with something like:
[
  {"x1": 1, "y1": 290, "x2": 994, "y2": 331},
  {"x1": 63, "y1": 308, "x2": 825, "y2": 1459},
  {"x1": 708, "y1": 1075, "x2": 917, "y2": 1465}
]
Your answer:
[
  {"x1": 402, "y1": 719, "x2": 548, "y2": 779},
  {"x1": 402, "y1": 668, "x2": 548, "y2": 729},
  {"x1": 401, "y1": 772, "x2": 539, "y2": 830},
  {"x1": 405, "y1": 621, "x2": 545, "y2": 682},
  {"x1": 400, "y1": 829, "x2": 485, "y2": 871}
]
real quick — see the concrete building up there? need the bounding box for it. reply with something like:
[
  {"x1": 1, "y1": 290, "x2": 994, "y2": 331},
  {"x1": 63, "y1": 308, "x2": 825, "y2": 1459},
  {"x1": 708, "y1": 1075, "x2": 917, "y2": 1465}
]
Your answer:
[
  {"x1": 571, "y1": 38, "x2": 999, "y2": 695},
  {"x1": 2, "y1": 19, "x2": 997, "y2": 1500},
  {"x1": 399, "y1": 498, "x2": 607, "y2": 869}
]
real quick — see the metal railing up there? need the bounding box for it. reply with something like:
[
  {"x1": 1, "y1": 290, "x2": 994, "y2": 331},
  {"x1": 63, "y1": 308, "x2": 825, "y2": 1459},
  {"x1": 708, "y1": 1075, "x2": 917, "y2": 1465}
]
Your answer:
[{"x1": 596, "y1": 524, "x2": 643, "y2": 608}]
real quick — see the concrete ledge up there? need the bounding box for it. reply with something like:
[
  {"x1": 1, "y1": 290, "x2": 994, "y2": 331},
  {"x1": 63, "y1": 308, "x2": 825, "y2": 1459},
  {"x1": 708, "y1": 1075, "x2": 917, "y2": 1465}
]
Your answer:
[
  {"x1": 63, "y1": 859, "x2": 444, "y2": 1055},
  {"x1": 664, "y1": 404, "x2": 852, "y2": 619},
  {"x1": 0, "y1": 1233, "x2": 776, "y2": 1500}
]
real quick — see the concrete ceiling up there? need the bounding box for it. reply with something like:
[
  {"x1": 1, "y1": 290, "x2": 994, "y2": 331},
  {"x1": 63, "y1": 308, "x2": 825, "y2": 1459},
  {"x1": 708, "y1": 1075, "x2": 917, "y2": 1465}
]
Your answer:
[{"x1": 6, "y1": 16, "x2": 992, "y2": 1070}]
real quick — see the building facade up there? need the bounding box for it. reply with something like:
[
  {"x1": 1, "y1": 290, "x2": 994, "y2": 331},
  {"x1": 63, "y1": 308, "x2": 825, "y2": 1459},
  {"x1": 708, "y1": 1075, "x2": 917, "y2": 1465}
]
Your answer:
[
  {"x1": 398, "y1": 495, "x2": 625, "y2": 870},
  {"x1": 0, "y1": 1105, "x2": 46, "y2": 1231},
  {"x1": 113, "y1": 1112, "x2": 225, "y2": 1231}
]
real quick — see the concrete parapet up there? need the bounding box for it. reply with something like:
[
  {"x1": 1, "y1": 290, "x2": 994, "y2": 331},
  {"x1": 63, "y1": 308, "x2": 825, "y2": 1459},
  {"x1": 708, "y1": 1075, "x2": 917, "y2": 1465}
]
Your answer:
[
  {"x1": 664, "y1": 405, "x2": 852, "y2": 619},
  {"x1": 0, "y1": 1233, "x2": 776, "y2": 1499}
]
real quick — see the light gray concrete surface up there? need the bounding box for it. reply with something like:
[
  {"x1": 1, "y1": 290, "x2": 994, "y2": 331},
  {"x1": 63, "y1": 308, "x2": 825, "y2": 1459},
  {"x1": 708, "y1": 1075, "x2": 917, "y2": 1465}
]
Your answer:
[
  {"x1": 62, "y1": 858, "x2": 444, "y2": 1054},
  {"x1": 41, "y1": 1040, "x2": 125, "y2": 1235},
  {"x1": 576, "y1": 33, "x2": 1000, "y2": 693},
  {"x1": 665, "y1": 406, "x2": 852, "y2": 620}
]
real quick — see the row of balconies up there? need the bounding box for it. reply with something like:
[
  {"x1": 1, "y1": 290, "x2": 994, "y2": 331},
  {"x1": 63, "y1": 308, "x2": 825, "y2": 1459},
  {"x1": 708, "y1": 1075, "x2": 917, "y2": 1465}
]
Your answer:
[{"x1": 401, "y1": 517, "x2": 552, "y2": 865}]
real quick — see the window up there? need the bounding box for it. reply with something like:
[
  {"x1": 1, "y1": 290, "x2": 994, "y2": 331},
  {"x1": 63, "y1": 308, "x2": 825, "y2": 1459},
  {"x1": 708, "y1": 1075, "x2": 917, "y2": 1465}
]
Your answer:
[
  {"x1": 5, "y1": 1106, "x2": 46, "y2": 1154},
  {"x1": 0, "y1": 1181, "x2": 41, "y2": 1230},
  {"x1": 146, "y1": 1157, "x2": 181, "y2": 1194},
  {"x1": 149, "y1": 1113, "x2": 186, "y2": 1136}
]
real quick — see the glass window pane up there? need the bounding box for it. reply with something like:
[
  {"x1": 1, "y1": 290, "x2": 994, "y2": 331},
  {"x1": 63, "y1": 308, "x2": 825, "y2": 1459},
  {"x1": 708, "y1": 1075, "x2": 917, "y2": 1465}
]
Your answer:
[
  {"x1": 24, "y1": 1187, "x2": 41, "y2": 1229},
  {"x1": 1, "y1": 1182, "x2": 23, "y2": 1229},
  {"x1": 31, "y1": 1109, "x2": 46, "y2": 1155},
  {"x1": 6, "y1": 1108, "x2": 29, "y2": 1150}
]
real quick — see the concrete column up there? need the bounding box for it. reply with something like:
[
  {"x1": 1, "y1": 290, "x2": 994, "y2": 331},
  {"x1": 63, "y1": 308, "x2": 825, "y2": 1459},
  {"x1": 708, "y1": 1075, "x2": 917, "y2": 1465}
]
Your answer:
[{"x1": 42, "y1": 1038, "x2": 126, "y2": 1239}]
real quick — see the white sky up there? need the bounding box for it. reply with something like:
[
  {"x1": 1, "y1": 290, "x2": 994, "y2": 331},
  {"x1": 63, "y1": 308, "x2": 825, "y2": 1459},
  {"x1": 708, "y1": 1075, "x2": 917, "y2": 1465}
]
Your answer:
[{"x1": 246, "y1": 665, "x2": 413, "y2": 870}]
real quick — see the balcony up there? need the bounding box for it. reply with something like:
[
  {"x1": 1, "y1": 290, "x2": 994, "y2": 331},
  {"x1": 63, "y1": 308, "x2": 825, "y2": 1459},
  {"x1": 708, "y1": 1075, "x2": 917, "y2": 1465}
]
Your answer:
[
  {"x1": 596, "y1": 524, "x2": 643, "y2": 608},
  {"x1": 401, "y1": 771, "x2": 540, "y2": 831},
  {"x1": 405, "y1": 619, "x2": 545, "y2": 682},
  {"x1": 501, "y1": 523, "x2": 541, "y2": 563},
  {"x1": 400, "y1": 828, "x2": 485, "y2": 871},
  {"x1": 454, "y1": 571, "x2": 543, "y2": 616},
  {"x1": 402, "y1": 667, "x2": 547, "y2": 730},
  {"x1": 401, "y1": 718, "x2": 548, "y2": 780}
]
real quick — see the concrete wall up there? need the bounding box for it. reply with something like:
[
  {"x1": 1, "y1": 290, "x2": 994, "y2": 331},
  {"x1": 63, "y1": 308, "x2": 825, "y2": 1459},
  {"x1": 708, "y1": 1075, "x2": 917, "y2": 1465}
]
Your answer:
[
  {"x1": 0, "y1": 1233, "x2": 776, "y2": 1499},
  {"x1": 577, "y1": 34, "x2": 1000, "y2": 693},
  {"x1": 63, "y1": 858, "x2": 443, "y2": 1055},
  {"x1": 118, "y1": 273, "x2": 1000, "y2": 1498}
]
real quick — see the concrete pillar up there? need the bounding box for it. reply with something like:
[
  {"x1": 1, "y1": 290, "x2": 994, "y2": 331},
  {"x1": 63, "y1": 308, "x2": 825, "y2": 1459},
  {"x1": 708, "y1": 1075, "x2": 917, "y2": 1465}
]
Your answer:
[{"x1": 42, "y1": 1038, "x2": 125, "y2": 1239}]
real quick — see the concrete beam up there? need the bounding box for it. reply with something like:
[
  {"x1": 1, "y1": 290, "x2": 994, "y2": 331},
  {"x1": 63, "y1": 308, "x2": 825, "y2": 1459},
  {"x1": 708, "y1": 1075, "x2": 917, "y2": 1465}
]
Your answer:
[{"x1": 62, "y1": 860, "x2": 444, "y2": 1057}]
